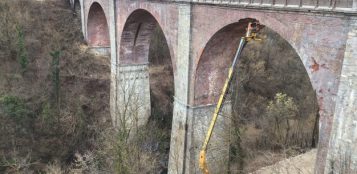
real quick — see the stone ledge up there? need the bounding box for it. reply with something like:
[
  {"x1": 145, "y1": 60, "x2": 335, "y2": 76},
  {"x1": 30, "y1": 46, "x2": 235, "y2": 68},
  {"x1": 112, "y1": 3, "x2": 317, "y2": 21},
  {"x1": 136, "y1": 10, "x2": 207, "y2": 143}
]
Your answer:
[{"x1": 150, "y1": 0, "x2": 357, "y2": 16}]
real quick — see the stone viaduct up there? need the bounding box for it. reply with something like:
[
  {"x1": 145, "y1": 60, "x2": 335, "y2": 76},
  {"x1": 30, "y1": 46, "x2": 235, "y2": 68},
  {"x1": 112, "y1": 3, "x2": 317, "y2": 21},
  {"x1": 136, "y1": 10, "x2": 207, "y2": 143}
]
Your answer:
[{"x1": 71, "y1": 0, "x2": 356, "y2": 173}]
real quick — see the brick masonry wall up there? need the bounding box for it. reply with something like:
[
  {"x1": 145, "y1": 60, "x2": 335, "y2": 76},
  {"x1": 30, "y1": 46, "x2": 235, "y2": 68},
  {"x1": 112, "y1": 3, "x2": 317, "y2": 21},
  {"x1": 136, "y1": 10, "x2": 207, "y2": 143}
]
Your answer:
[
  {"x1": 80, "y1": 0, "x2": 356, "y2": 173},
  {"x1": 189, "y1": 5, "x2": 350, "y2": 173},
  {"x1": 115, "y1": 0, "x2": 179, "y2": 69},
  {"x1": 83, "y1": 0, "x2": 110, "y2": 42},
  {"x1": 86, "y1": 2, "x2": 110, "y2": 46}
]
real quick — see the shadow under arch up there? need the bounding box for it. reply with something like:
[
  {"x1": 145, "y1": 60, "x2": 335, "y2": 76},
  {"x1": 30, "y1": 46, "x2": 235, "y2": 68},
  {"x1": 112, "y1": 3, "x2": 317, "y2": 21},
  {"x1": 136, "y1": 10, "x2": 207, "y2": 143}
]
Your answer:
[
  {"x1": 194, "y1": 18, "x2": 320, "y2": 173},
  {"x1": 86, "y1": 2, "x2": 110, "y2": 47},
  {"x1": 194, "y1": 18, "x2": 260, "y2": 106},
  {"x1": 119, "y1": 9, "x2": 175, "y2": 68}
]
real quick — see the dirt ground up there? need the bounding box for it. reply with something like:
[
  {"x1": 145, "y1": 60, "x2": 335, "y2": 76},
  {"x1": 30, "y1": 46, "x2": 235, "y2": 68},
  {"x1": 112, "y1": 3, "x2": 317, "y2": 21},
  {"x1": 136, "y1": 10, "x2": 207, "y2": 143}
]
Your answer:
[{"x1": 251, "y1": 149, "x2": 317, "y2": 174}]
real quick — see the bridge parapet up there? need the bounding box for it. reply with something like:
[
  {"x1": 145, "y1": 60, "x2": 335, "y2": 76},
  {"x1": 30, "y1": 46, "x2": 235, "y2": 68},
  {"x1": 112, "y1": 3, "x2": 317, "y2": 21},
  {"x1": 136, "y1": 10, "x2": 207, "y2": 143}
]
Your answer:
[{"x1": 167, "y1": 0, "x2": 357, "y2": 13}]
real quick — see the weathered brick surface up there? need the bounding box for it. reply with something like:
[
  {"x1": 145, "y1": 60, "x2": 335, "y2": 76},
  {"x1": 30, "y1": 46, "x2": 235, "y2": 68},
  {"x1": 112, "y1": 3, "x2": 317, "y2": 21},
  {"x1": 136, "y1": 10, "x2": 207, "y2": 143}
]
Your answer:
[
  {"x1": 83, "y1": 0, "x2": 110, "y2": 43},
  {"x1": 86, "y1": 2, "x2": 110, "y2": 47},
  {"x1": 83, "y1": 0, "x2": 110, "y2": 22},
  {"x1": 189, "y1": 6, "x2": 350, "y2": 173},
  {"x1": 80, "y1": 0, "x2": 357, "y2": 173},
  {"x1": 326, "y1": 18, "x2": 357, "y2": 173},
  {"x1": 116, "y1": 0, "x2": 179, "y2": 68}
]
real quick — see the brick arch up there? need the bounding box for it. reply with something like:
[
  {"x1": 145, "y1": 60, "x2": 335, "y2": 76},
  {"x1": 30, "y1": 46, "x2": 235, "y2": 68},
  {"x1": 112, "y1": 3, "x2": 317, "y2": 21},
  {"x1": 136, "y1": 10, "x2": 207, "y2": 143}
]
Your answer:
[
  {"x1": 190, "y1": 8, "x2": 347, "y2": 173},
  {"x1": 84, "y1": 0, "x2": 110, "y2": 22},
  {"x1": 193, "y1": 14, "x2": 313, "y2": 87},
  {"x1": 118, "y1": 8, "x2": 176, "y2": 72},
  {"x1": 193, "y1": 18, "x2": 316, "y2": 107},
  {"x1": 86, "y1": 2, "x2": 109, "y2": 47},
  {"x1": 193, "y1": 18, "x2": 321, "y2": 173}
]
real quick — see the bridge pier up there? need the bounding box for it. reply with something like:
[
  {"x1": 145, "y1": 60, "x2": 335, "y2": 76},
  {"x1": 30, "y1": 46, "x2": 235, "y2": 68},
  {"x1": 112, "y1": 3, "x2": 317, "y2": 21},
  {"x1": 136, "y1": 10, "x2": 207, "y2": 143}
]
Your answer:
[
  {"x1": 168, "y1": 4, "x2": 192, "y2": 174},
  {"x1": 109, "y1": 0, "x2": 117, "y2": 126},
  {"x1": 326, "y1": 18, "x2": 357, "y2": 174},
  {"x1": 190, "y1": 103, "x2": 231, "y2": 174},
  {"x1": 113, "y1": 64, "x2": 151, "y2": 128},
  {"x1": 169, "y1": 100, "x2": 231, "y2": 174},
  {"x1": 169, "y1": 100, "x2": 190, "y2": 174}
]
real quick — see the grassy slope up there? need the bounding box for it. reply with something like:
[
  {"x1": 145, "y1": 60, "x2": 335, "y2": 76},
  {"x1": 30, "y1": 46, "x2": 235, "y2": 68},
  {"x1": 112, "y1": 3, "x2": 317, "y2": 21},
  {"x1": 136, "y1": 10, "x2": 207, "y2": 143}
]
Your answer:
[{"x1": 0, "y1": 0, "x2": 110, "y2": 172}]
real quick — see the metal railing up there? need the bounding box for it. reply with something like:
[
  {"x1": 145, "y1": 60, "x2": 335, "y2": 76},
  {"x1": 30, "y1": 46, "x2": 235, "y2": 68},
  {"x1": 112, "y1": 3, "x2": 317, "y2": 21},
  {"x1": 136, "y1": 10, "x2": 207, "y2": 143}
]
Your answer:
[{"x1": 171, "y1": 0, "x2": 357, "y2": 13}]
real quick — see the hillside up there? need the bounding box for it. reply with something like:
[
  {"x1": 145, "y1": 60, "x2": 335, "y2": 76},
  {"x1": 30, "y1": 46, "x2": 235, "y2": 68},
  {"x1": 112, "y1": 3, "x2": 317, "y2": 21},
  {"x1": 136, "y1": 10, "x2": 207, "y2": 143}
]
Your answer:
[{"x1": 0, "y1": 0, "x2": 111, "y2": 173}]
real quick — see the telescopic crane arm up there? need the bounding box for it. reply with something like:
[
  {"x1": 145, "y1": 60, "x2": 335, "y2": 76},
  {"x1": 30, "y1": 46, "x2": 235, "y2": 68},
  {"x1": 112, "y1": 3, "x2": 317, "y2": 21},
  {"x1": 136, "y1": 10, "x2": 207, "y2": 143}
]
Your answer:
[{"x1": 199, "y1": 22, "x2": 261, "y2": 174}]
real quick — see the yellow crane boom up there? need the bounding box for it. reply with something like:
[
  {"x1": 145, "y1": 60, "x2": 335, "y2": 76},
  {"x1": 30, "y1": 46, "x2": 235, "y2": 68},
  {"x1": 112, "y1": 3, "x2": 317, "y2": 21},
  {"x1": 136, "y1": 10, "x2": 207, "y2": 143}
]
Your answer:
[{"x1": 199, "y1": 22, "x2": 261, "y2": 174}]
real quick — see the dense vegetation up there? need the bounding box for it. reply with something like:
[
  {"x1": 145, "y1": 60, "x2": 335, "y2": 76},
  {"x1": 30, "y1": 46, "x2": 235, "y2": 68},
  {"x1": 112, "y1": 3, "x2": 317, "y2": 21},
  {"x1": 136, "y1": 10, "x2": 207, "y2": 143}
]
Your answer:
[
  {"x1": 0, "y1": 0, "x2": 112, "y2": 173},
  {"x1": 230, "y1": 27, "x2": 319, "y2": 173},
  {"x1": 0, "y1": 1, "x2": 173, "y2": 173}
]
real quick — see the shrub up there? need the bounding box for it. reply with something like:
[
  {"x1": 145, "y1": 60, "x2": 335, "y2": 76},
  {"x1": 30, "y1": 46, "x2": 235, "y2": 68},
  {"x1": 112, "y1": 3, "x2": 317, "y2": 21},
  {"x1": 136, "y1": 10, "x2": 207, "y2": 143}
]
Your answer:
[
  {"x1": 94, "y1": 126, "x2": 159, "y2": 174},
  {"x1": 50, "y1": 50, "x2": 61, "y2": 108},
  {"x1": 0, "y1": 0, "x2": 29, "y2": 60},
  {"x1": 0, "y1": 151, "x2": 34, "y2": 174},
  {"x1": 261, "y1": 93, "x2": 299, "y2": 148},
  {"x1": 0, "y1": 95, "x2": 32, "y2": 125},
  {"x1": 16, "y1": 26, "x2": 28, "y2": 73}
]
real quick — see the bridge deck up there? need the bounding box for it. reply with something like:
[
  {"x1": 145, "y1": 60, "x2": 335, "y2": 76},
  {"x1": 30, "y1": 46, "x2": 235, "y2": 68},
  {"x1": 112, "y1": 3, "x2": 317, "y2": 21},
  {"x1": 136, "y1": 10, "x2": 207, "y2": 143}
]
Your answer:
[{"x1": 163, "y1": 0, "x2": 357, "y2": 14}]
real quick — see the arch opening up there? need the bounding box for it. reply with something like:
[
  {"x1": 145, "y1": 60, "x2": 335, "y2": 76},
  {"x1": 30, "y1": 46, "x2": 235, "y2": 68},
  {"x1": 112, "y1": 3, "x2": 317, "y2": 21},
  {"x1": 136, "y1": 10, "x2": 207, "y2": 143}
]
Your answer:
[
  {"x1": 87, "y1": 2, "x2": 109, "y2": 47},
  {"x1": 118, "y1": 9, "x2": 174, "y2": 173},
  {"x1": 195, "y1": 19, "x2": 319, "y2": 173}
]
